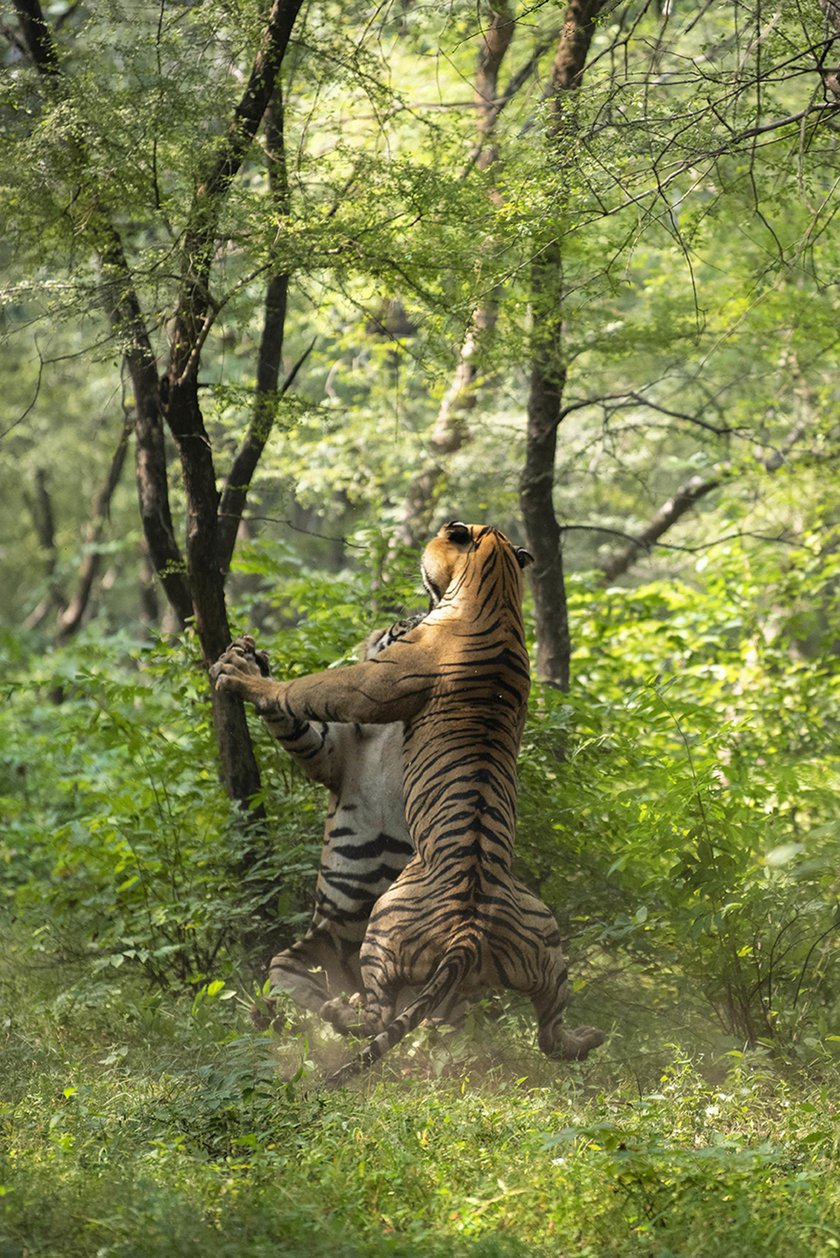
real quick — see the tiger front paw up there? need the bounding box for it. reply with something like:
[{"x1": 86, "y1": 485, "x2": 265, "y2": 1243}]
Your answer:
[
  {"x1": 210, "y1": 638, "x2": 287, "y2": 711},
  {"x1": 212, "y1": 635, "x2": 271, "y2": 680}
]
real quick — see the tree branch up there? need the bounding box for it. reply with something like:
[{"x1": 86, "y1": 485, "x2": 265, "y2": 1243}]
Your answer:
[
  {"x1": 217, "y1": 85, "x2": 290, "y2": 572},
  {"x1": 169, "y1": 0, "x2": 306, "y2": 384},
  {"x1": 56, "y1": 416, "x2": 132, "y2": 643},
  {"x1": 599, "y1": 412, "x2": 815, "y2": 581},
  {"x1": 601, "y1": 474, "x2": 722, "y2": 582},
  {"x1": 817, "y1": 0, "x2": 840, "y2": 99}
]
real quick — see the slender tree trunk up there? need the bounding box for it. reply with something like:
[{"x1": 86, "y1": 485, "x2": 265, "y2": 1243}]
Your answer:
[
  {"x1": 23, "y1": 467, "x2": 65, "y2": 631},
  {"x1": 521, "y1": 270, "x2": 571, "y2": 688},
  {"x1": 218, "y1": 87, "x2": 290, "y2": 572},
  {"x1": 163, "y1": 66, "x2": 297, "y2": 809},
  {"x1": 519, "y1": 0, "x2": 606, "y2": 689},
  {"x1": 164, "y1": 373, "x2": 264, "y2": 806},
  {"x1": 12, "y1": 0, "x2": 58, "y2": 74},
  {"x1": 138, "y1": 542, "x2": 160, "y2": 631},
  {"x1": 23, "y1": 422, "x2": 132, "y2": 641}
]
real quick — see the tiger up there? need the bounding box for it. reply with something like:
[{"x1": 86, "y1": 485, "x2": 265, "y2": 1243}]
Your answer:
[
  {"x1": 212, "y1": 522, "x2": 604, "y2": 1083},
  {"x1": 216, "y1": 616, "x2": 422, "y2": 1026}
]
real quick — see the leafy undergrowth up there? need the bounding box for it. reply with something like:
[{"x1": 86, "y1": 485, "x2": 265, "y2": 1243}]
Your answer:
[{"x1": 2, "y1": 952, "x2": 839, "y2": 1258}]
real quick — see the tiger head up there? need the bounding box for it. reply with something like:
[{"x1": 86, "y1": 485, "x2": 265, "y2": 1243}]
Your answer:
[{"x1": 421, "y1": 521, "x2": 534, "y2": 607}]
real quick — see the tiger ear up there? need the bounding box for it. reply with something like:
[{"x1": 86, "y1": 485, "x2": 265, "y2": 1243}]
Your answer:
[
  {"x1": 515, "y1": 547, "x2": 534, "y2": 570},
  {"x1": 443, "y1": 521, "x2": 472, "y2": 545}
]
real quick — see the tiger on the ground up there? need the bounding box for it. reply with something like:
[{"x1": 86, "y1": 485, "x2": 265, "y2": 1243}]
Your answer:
[{"x1": 215, "y1": 616, "x2": 422, "y2": 1027}]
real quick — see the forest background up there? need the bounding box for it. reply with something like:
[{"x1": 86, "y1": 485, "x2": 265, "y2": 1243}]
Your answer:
[{"x1": 1, "y1": 0, "x2": 839, "y2": 1254}]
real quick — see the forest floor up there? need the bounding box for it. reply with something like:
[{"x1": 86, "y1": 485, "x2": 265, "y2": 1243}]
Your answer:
[{"x1": 2, "y1": 934, "x2": 840, "y2": 1258}]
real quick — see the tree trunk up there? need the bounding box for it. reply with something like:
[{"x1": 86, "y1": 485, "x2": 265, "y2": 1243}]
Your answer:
[
  {"x1": 56, "y1": 417, "x2": 133, "y2": 643},
  {"x1": 164, "y1": 373, "x2": 265, "y2": 807},
  {"x1": 22, "y1": 467, "x2": 65, "y2": 631},
  {"x1": 519, "y1": 0, "x2": 607, "y2": 689},
  {"x1": 521, "y1": 257, "x2": 571, "y2": 689}
]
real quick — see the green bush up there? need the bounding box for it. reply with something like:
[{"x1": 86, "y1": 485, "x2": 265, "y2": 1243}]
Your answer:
[{"x1": 518, "y1": 551, "x2": 840, "y2": 1050}]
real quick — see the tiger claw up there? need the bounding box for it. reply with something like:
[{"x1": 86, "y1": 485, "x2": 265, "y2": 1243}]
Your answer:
[{"x1": 211, "y1": 636, "x2": 271, "y2": 686}]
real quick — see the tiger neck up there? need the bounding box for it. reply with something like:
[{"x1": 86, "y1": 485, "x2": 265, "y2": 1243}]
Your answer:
[{"x1": 432, "y1": 550, "x2": 524, "y2": 626}]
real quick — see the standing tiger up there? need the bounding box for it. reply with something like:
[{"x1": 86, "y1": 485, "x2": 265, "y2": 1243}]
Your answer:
[
  {"x1": 215, "y1": 617, "x2": 421, "y2": 1025},
  {"x1": 213, "y1": 522, "x2": 604, "y2": 1082}
]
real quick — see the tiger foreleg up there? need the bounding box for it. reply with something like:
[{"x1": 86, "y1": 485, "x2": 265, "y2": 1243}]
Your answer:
[
  {"x1": 211, "y1": 648, "x2": 297, "y2": 715},
  {"x1": 212, "y1": 636, "x2": 272, "y2": 689},
  {"x1": 213, "y1": 652, "x2": 426, "y2": 726}
]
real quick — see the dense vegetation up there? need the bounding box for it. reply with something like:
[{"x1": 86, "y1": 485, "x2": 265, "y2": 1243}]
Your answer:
[{"x1": 2, "y1": 0, "x2": 839, "y2": 1252}]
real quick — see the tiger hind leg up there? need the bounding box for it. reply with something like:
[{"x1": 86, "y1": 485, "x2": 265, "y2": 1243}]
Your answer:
[
  {"x1": 358, "y1": 963, "x2": 399, "y2": 1037},
  {"x1": 503, "y1": 883, "x2": 605, "y2": 1062},
  {"x1": 530, "y1": 952, "x2": 605, "y2": 1062},
  {"x1": 318, "y1": 981, "x2": 397, "y2": 1042},
  {"x1": 538, "y1": 1012, "x2": 606, "y2": 1061},
  {"x1": 252, "y1": 925, "x2": 363, "y2": 1031}
]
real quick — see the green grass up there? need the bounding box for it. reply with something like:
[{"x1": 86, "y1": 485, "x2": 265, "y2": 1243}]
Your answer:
[{"x1": 2, "y1": 944, "x2": 840, "y2": 1258}]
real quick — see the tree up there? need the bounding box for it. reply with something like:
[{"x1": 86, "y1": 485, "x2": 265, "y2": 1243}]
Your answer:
[
  {"x1": 519, "y1": 0, "x2": 607, "y2": 690},
  {"x1": 514, "y1": 0, "x2": 839, "y2": 684},
  {"x1": 11, "y1": 0, "x2": 304, "y2": 817}
]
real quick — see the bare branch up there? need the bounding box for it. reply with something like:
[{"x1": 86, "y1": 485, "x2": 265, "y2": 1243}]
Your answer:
[
  {"x1": 169, "y1": 0, "x2": 306, "y2": 384},
  {"x1": 56, "y1": 417, "x2": 132, "y2": 643},
  {"x1": 217, "y1": 86, "x2": 291, "y2": 572},
  {"x1": 557, "y1": 390, "x2": 735, "y2": 437},
  {"x1": 599, "y1": 403, "x2": 818, "y2": 582},
  {"x1": 1, "y1": 342, "x2": 44, "y2": 441},
  {"x1": 601, "y1": 474, "x2": 722, "y2": 582}
]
